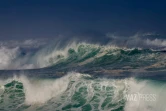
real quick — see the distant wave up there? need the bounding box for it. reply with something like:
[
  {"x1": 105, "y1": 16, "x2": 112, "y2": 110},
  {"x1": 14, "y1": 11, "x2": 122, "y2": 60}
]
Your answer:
[
  {"x1": 0, "y1": 33, "x2": 166, "y2": 70},
  {"x1": 0, "y1": 42, "x2": 165, "y2": 71}
]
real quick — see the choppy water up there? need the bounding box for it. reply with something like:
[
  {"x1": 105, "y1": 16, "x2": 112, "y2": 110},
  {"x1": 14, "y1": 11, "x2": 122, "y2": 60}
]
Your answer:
[
  {"x1": 0, "y1": 72, "x2": 166, "y2": 111},
  {"x1": 0, "y1": 40, "x2": 166, "y2": 111}
]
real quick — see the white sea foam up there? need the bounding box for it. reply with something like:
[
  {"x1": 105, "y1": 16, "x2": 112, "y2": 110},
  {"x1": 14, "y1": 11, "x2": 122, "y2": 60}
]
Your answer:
[
  {"x1": 0, "y1": 46, "x2": 19, "y2": 69},
  {"x1": 0, "y1": 36, "x2": 165, "y2": 70},
  {"x1": 146, "y1": 38, "x2": 166, "y2": 47},
  {"x1": 0, "y1": 72, "x2": 166, "y2": 111},
  {"x1": 0, "y1": 72, "x2": 84, "y2": 105},
  {"x1": 22, "y1": 75, "x2": 72, "y2": 104},
  {"x1": 124, "y1": 79, "x2": 166, "y2": 111},
  {"x1": 0, "y1": 39, "x2": 47, "y2": 69},
  {"x1": 22, "y1": 76, "x2": 69, "y2": 104}
]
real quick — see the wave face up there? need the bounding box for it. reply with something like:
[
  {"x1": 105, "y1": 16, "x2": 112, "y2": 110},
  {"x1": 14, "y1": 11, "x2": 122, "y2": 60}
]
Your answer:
[
  {"x1": 0, "y1": 42, "x2": 166, "y2": 72},
  {"x1": 0, "y1": 72, "x2": 166, "y2": 111},
  {"x1": 37, "y1": 43, "x2": 165, "y2": 70},
  {"x1": 0, "y1": 33, "x2": 166, "y2": 70},
  {"x1": 0, "y1": 37, "x2": 166, "y2": 111}
]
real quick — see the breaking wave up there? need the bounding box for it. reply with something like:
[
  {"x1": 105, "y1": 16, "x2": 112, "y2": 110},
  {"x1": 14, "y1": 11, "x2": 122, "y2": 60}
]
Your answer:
[
  {"x1": 0, "y1": 72, "x2": 166, "y2": 111},
  {"x1": 0, "y1": 34, "x2": 166, "y2": 111},
  {"x1": 0, "y1": 41, "x2": 166, "y2": 71}
]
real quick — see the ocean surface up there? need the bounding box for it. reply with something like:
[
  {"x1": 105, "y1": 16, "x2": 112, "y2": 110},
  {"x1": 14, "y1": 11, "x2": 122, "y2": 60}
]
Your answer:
[{"x1": 0, "y1": 39, "x2": 166, "y2": 111}]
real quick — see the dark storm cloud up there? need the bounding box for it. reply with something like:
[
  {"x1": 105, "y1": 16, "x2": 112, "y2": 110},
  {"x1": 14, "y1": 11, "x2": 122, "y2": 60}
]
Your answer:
[{"x1": 0, "y1": 0, "x2": 166, "y2": 40}]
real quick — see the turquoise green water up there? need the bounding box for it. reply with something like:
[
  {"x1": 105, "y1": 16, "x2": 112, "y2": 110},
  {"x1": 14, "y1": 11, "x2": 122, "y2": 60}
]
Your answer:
[
  {"x1": 0, "y1": 43, "x2": 166, "y2": 111},
  {"x1": 0, "y1": 73, "x2": 166, "y2": 111},
  {"x1": 0, "y1": 74, "x2": 127, "y2": 111}
]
